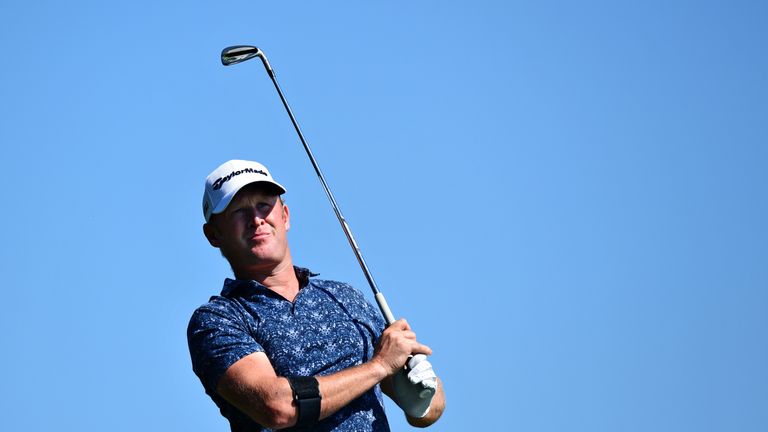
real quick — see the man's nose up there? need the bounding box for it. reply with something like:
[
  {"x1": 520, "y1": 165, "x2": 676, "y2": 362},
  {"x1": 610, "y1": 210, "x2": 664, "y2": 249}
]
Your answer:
[{"x1": 247, "y1": 210, "x2": 265, "y2": 227}]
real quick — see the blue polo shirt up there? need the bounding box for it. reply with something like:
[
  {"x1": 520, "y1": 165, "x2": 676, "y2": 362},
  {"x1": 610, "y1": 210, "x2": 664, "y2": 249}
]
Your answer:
[{"x1": 187, "y1": 267, "x2": 390, "y2": 432}]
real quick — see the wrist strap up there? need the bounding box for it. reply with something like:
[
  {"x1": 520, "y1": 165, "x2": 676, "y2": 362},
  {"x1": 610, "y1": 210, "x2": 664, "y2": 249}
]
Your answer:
[{"x1": 288, "y1": 376, "x2": 321, "y2": 428}]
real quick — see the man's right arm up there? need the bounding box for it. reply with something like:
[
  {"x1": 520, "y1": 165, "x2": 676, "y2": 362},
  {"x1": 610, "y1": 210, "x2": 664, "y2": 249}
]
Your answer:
[{"x1": 216, "y1": 319, "x2": 431, "y2": 430}]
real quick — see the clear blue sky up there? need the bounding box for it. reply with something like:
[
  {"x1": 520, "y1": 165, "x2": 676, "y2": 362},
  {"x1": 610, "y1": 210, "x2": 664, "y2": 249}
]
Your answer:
[{"x1": 2, "y1": 1, "x2": 766, "y2": 431}]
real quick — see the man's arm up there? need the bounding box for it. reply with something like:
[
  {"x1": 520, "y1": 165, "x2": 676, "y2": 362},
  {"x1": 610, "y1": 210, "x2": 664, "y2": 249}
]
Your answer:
[
  {"x1": 381, "y1": 373, "x2": 446, "y2": 427},
  {"x1": 216, "y1": 319, "x2": 431, "y2": 430}
]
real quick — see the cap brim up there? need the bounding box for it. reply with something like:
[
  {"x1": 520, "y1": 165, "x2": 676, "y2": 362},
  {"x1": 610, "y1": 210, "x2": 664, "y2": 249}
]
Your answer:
[{"x1": 210, "y1": 180, "x2": 287, "y2": 217}]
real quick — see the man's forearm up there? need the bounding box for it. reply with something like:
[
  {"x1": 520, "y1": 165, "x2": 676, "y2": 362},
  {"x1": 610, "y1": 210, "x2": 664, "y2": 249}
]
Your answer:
[
  {"x1": 218, "y1": 353, "x2": 390, "y2": 429},
  {"x1": 316, "y1": 359, "x2": 389, "y2": 419}
]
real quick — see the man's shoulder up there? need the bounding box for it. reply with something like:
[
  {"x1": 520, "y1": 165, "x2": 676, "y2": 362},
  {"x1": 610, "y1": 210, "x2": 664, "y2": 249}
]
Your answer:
[
  {"x1": 192, "y1": 293, "x2": 239, "y2": 312},
  {"x1": 309, "y1": 277, "x2": 352, "y2": 288},
  {"x1": 309, "y1": 278, "x2": 364, "y2": 297},
  {"x1": 307, "y1": 278, "x2": 383, "y2": 320},
  {"x1": 189, "y1": 278, "x2": 258, "y2": 316},
  {"x1": 187, "y1": 294, "x2": 246, "y2": 329}
]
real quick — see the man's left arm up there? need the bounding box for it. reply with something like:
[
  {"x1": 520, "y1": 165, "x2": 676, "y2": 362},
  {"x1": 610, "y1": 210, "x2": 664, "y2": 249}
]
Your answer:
[
  {"x1": 404, "y1": 377, "x2": 446, "y2": 427},
  {"x1": 380, "y1": 356, "x2": 446, "y2": 427}
]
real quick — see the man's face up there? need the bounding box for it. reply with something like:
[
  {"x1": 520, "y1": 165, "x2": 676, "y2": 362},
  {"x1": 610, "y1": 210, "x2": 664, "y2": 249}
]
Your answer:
[{"x1": 203, "y1": 184, "x2": 291, "y2": 276}]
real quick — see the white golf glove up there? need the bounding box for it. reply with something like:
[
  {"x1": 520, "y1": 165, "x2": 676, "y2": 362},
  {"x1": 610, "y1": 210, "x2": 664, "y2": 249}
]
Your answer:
[{"x1": 391, "y1": 354, "x2": 438, "y2": 418}]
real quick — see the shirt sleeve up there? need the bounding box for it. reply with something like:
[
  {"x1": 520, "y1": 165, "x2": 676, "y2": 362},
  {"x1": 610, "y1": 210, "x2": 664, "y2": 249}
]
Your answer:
[{"x1": 187, "y1": 299, "x2": 264, "y2": 393}]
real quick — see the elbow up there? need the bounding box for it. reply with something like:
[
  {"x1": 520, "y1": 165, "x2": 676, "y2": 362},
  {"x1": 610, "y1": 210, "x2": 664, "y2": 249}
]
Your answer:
[
  {"x1": 406, "y1": 406, "x2": 445, "y2": 428},
  {"x1": 407, "y1": 415, "x2": 437, "y2": 428},
  {"x1": 258, "y1": 397, "x2": 297, "y2": 430},
  {"x1": 406, "y1": 392, "x2": 446, "y2": 428}
]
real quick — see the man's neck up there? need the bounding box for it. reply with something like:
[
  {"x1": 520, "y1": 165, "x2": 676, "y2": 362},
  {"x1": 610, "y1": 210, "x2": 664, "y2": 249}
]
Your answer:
[{"x1": 234, "y1": 260, "x2": 300, "y2": 302}]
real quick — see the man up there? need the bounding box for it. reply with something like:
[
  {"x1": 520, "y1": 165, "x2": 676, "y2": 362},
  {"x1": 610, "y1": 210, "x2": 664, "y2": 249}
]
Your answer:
[{"x1": 188, "y1": 160, "x2": 445, "y2": 431}]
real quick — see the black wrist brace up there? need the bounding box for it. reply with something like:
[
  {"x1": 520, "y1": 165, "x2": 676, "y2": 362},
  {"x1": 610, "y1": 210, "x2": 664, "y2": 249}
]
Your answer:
[{"x1": 287, "y1": 376, "x2": 321, "y2": 428}]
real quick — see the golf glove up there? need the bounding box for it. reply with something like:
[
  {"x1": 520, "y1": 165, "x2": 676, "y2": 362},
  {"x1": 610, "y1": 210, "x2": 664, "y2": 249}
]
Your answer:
[{"x1": 391, "y1": 354, "x2": 437, "y2": 418}]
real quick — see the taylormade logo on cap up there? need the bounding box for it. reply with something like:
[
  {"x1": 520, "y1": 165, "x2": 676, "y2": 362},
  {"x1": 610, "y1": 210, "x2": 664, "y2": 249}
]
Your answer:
[
  {"x1": 211, "y1": 167, "x2": 269, "y2": 191},
  {"x1": 202, "y1": 160, "x2": 287, "y2": 222}
]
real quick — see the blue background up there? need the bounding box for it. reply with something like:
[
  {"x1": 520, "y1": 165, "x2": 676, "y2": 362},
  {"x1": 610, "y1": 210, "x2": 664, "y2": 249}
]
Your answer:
[{"x1": 2, "y1": 1, "x2": 766, "y2": 430}]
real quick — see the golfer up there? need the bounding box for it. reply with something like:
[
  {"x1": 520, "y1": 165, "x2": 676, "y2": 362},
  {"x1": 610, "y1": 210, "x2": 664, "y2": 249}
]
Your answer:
[{"x1": 188, "y1": 160, "x2": 445, "y2": 431}]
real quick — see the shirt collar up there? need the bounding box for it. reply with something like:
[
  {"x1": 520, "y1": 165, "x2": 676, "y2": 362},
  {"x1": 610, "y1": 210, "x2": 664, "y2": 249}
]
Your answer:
[{"x1": 221, "y1": 266, "x2": 319, "y2": 297}]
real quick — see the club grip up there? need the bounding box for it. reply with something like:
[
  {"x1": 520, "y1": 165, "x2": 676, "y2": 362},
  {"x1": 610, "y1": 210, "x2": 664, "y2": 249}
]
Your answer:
[{"x1": 375, "y1": 292, "x2": 396, "y2": 325}]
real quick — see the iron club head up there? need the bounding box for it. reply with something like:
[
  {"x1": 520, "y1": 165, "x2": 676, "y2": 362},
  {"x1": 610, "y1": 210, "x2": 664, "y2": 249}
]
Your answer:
[{"x1": 221, "y1": 45, "x2": 261, "y2": 66}]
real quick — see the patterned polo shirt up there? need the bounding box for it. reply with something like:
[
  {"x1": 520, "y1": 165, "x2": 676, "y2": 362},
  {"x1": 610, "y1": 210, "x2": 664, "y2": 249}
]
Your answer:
[{"x1": 187, "y1": 267, "x2": 390, "y2": 432}]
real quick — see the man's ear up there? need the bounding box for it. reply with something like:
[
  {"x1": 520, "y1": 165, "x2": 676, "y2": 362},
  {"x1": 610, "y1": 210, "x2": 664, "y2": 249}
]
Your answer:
[
  {"x1": 203, "y1": 223, "x2": 221, "y2": 248},
  {"x1": 282, "y1": 203, "x2": 291, "y2": 231}
]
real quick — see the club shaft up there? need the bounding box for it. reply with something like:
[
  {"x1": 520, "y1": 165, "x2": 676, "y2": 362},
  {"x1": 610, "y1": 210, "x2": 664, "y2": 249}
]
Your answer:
[{"x1": 263, "y1": 60, "x2": 397, "y2": 325}]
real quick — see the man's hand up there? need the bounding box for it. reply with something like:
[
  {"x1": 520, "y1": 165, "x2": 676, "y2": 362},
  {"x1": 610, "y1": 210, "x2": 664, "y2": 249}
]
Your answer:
[
  {"x1": 371, "y1": 319, "x2": 432, "y2": 375},
  {"x1": 376, "y1": 320, "x2": 446, "y2": 426},
  {"x1": 391, "y1": 354, "x2": 438, "y2": 418}
]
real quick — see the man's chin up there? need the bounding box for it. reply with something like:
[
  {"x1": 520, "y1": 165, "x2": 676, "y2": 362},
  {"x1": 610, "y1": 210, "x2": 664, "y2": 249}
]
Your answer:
[{"x1": 245, "y1": 251, "x2": 287, "y2": 269}]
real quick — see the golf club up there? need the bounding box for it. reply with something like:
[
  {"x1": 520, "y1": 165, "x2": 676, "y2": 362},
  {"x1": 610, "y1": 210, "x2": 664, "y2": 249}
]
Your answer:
[{"x1": 221, "y1": 45, "x2": 397, "y2": 326}]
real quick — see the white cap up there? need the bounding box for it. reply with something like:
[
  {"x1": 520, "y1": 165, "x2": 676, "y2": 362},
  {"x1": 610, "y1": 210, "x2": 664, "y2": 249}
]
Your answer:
[{"x1": 202, "y1": 160, "x2": 287, "y2": 222}]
